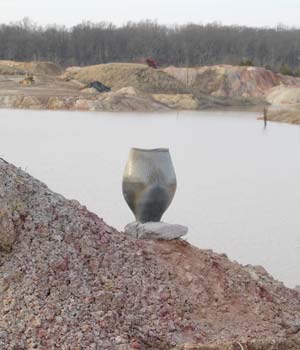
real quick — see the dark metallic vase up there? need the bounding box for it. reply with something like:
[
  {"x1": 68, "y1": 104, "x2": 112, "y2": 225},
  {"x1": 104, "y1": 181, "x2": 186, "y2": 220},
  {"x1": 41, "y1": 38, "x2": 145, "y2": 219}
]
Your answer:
[{"x1": 122, "y1": 148, "x2": 177, "y2": 223}]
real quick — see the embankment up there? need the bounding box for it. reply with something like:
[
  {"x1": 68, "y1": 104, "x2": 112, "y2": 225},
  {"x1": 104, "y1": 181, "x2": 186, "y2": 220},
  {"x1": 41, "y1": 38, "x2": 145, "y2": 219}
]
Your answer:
[
  {"x1": 164, "y1": 64, "x2": 300, "y2": 98},
  {"x1": 1, "y1": 159, "x2": 300, "y2": 349},
  {"x1": 263, "y1": 86, "x2": 300, "y2": 124},
  {"x1": 1, "y1": 61, "x2": 300, "y2": 117},
  {"x1": 164, "y1": 65, "x2": 300, "y2": 124}
]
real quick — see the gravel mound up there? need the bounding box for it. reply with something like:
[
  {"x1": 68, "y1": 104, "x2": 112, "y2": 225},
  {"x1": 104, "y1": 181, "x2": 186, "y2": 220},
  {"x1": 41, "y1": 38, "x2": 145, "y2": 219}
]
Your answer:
[
  {"x1": 1, "y1": 160, "x2": 300, "y2": 349},
  {"x1": 152, "y1": 93, "x2": 199, "y2": 109},
  {"x1": 263, "y1": 105, "x2": 300, "y2": 125},
  {"x1": 0, "y1": 64, "x2": 25, "y2": 75},
  {"x1": 65, "y1": 63, "x2": 188, "y2": 94},
  {"x1": 0, "y1": 87, "x2": 168, "y2": 112},
  {"x1": 262, "y1": 86, "x2": 300, "y2": 125},
  {"x1": 164, "y1": 65, "x2": 300, "y2": 98},
  {"x1": 0, "y1": 60, "x2": 63, "y2": 76},
  {"x1": 64, "y1": 63, "x2": 229, "y2": 108},
  {"x1": 266, "y1": 85, "x2": 300, "y2": 105}
]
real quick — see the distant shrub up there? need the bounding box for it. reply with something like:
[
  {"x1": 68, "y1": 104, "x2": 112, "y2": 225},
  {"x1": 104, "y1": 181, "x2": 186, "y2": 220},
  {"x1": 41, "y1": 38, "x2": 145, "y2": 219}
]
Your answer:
[
  {"x1": 293, "y1": 68, "x2": 300, "y2": 77},
  {"x1": 264, "y1": 65, "x2": 273, "y2": 71},
  {"x1": 239, "y1": 59, "x2": 253, "y2": 66},
  {"x1": 279, "y1": 64, "x2": 293, "y2": 76}
]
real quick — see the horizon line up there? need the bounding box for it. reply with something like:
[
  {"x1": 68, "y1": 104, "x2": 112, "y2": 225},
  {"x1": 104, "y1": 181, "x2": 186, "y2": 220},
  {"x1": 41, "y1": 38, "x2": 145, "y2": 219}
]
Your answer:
[{"x1": 1, "y1": 17, "x2": 299, "y2": 31}]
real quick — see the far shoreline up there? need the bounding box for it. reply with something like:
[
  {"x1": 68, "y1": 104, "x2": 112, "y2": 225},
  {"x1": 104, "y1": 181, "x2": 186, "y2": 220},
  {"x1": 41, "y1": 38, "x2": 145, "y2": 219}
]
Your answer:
[{"x1": 0, "y1": 60, "x2": 299, "y2": 125}]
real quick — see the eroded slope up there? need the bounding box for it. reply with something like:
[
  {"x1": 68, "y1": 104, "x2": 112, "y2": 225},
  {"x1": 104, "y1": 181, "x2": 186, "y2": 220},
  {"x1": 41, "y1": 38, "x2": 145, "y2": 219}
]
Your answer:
[{"x1": 1, "y1": 160, "x2": 300, "y2": 349}]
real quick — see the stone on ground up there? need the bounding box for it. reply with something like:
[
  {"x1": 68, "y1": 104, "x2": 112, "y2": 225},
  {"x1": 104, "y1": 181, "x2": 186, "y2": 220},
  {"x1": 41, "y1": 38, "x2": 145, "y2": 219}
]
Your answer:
[{"x1": 124, "y1": 221, "x2": 188, "y2": 240}]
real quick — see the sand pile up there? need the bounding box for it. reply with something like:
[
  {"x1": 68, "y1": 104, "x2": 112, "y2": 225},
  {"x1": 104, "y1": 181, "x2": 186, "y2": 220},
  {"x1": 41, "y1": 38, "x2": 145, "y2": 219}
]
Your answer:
[
  {"x1": 65, "y1": 63, "x2": 188, "y2": 94},
  {"x1": 64, "y1": 63, "x2": 230, "y2": 108},
  {"x1": 164, "y1": 65, "x2": 300, "y2": 98},
  {"x1": 266, "y1": 85, "x2": 300, "y2": 105},
  {"x1": 261, "y1": 86, "x2": 300, "y2": 125},
  {"x1": 0, "y1": 87, "x2": 168, "y2": 112},
  {"x1": 1, "y1": 160, "x2": 300, "y2": 349},
  {"x1": 0, "y1": 63, "x2": 25, "y2": 75},
  {"x1": 263, "y1": 105, "x2": 300, "y2": 124},
  {"x1": 0, "y1": 60, "x2": 63, "y2": 76},
  {"x1": 152, "y1": 93, "x2": 199, "y2": 109}
]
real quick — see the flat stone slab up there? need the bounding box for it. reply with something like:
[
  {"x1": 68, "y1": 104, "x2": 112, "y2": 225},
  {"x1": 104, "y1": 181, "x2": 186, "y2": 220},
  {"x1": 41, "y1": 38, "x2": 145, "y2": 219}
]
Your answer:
[{"x1": 124, "y1": 222, "x2": 188, "y2": 240}]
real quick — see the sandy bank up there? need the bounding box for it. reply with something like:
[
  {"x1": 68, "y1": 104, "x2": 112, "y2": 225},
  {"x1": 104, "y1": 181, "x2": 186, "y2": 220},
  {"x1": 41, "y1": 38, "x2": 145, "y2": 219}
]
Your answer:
[
  {"x1": 1, "y1": 61, "x2": 300, "y2": 118},
  {"x1": 262, "y1": 86, "x2": 300, "y2": 125},
  {"x1": 164, "y1": 65, "x2": 300, "y2": 97}
]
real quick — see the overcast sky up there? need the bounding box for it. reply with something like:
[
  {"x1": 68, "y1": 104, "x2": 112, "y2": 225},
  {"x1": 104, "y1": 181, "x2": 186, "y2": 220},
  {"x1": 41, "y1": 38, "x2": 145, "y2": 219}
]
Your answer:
[{"x1": 1, "y1": 0, "x2": 299, "y2": 28}]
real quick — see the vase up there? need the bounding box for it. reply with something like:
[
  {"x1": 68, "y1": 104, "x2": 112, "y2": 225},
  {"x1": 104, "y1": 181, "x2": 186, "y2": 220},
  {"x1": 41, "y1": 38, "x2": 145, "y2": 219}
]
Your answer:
[{"x1": 122, "y1": 148, "x2": 177, "y2": 223}]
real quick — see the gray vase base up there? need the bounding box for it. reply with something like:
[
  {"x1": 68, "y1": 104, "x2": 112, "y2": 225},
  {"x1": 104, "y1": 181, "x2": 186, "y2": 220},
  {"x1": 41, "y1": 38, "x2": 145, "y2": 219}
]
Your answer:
[{"x1": 124, "y1": 221, "x2": 188, "y2": 240}]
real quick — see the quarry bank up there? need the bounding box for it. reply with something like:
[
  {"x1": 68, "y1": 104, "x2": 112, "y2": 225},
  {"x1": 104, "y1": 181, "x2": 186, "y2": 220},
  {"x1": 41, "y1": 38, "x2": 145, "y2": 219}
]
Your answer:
[
  {"x1": 1, "y1": 159, "x2": 300, "y2": 350},
  {"x1": 0, "y1": 60, "x2": 300, "y2": 123}
]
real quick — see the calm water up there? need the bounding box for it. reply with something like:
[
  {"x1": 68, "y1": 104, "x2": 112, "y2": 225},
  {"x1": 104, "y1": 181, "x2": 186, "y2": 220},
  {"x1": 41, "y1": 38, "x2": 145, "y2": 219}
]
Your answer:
[{"x1": 1, "y1": 109, "x2": 300, "y2": 288}]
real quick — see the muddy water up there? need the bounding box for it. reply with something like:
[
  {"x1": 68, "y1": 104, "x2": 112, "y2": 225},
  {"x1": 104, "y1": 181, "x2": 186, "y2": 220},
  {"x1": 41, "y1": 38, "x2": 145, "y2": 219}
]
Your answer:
[{"x1": 1, "y1": 109, "x2": 300, "y2": 287}]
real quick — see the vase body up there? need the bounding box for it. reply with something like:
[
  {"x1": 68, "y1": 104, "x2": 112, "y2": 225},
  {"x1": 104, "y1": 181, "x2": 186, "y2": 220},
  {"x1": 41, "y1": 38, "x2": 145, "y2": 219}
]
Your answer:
[{"x1": 122, "y1": 148, "x2": 177, "y2": 223}]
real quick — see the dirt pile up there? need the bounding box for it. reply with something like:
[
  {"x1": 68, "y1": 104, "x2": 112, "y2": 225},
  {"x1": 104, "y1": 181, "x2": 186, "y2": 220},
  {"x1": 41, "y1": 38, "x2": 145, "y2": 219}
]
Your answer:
[
  {"x1": 1, "y1": 160, "x2": 300, "y2": 350},
  {"x1": 63, "y1": 63, "x2": 235, "y2": 108},
  {"x1": 0, "y1": 86, "x2": 168, "y2": 112},
  {"x1": 262, "y1": 86, "x2": 300, "y2": 124},
  {"x1": 64, "y1": 63, "x2": 188, "y2": 94},
  {"x1": 94, "y1": 86, "x2": 168, "y2": 111},
  {"x1": 0, "y1": 63, "x2": 25, "y2": 75},
  {"x1": 152, "y1": 93, "x2": 199, "y2": 109},
  {"x1": 263, "y1": 105, "x2": 300, "y2": 124},
  {"x1": 0, "y1": 61, "x2": 276, "y2": 112},
  {"x1": 164, "y1": 65, "x2": 300, "y2": 98},
  {"x1": 266, "y1": 85, "x2": 300, "y2": 105},
  {"x1": 19, "y1": 75, "x2": 35, "y2": 86},
  {"x1": 1, "y1": 60, "x2": 300, "y2": 115},
  {"x1": 0, "y1": 60, "x2": 63, "y2": 76}
]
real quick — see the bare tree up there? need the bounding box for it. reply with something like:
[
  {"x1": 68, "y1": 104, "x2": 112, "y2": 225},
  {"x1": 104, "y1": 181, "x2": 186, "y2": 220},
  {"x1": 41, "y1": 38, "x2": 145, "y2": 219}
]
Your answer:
[{"x1": 0, "y1": 19, "x2": 300, "y2": 73}]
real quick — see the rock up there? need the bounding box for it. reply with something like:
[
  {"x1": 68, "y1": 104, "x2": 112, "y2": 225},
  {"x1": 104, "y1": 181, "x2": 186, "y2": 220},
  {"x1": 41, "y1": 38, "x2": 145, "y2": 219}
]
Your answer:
[
  {"x1": 99, "y1": 87, "x2": 169, "y2": 112},
  {"x1": 124, "y1": 221, "x2": 188, "y2": 240},
  {"x1": 174, "y1": 344, "x2": 224, "y2": 350},
  {"x1": 0, "y1": 207, "x2": 18, "y2": 252},
  {"x1": 20, "y1": 95, "x2": 45, "y2": 109},
  {"x1": 81, "y1": 87, "x2": 100, "y2": 94},
  {"x1": 19, "y1": 75, "x2": 35, "y2": 86},
  {"x1": 86, "y1": 81, "x2": 111, "y2": 92},
  {"x1": 116, "y1": 86, "x2": 139, "y2": 95}
]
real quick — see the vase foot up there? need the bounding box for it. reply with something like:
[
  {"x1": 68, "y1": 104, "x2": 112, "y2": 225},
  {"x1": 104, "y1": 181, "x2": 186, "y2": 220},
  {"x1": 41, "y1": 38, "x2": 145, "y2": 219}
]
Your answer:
[{"x1": 124, "y1": 221, "x2": 188, "y2": 240}]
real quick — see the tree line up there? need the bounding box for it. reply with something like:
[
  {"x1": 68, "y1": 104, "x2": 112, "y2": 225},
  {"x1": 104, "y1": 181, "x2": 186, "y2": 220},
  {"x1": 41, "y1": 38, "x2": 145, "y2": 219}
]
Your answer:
[{"x1": 1, "y1": 18, "x2": 300, "y2": 73}]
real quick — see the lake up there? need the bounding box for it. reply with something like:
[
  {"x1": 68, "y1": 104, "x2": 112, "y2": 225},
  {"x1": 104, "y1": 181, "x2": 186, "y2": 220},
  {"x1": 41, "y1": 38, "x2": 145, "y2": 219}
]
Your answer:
[{"x1": 1, "y1": 108, "x2": 300, "y2": 288}]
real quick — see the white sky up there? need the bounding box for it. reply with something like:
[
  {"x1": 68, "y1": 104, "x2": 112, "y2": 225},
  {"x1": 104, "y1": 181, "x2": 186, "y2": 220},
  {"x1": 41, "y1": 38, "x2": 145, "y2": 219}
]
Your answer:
[{"x1": 0, "y1": 0, "x2": 299, "y2": 28}]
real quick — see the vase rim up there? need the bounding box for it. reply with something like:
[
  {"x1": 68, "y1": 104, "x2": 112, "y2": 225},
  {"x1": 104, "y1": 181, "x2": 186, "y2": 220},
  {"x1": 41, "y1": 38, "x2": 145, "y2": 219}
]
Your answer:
[{"x1": 131, "y1": 147, "x2": 169, "y2": 152}]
